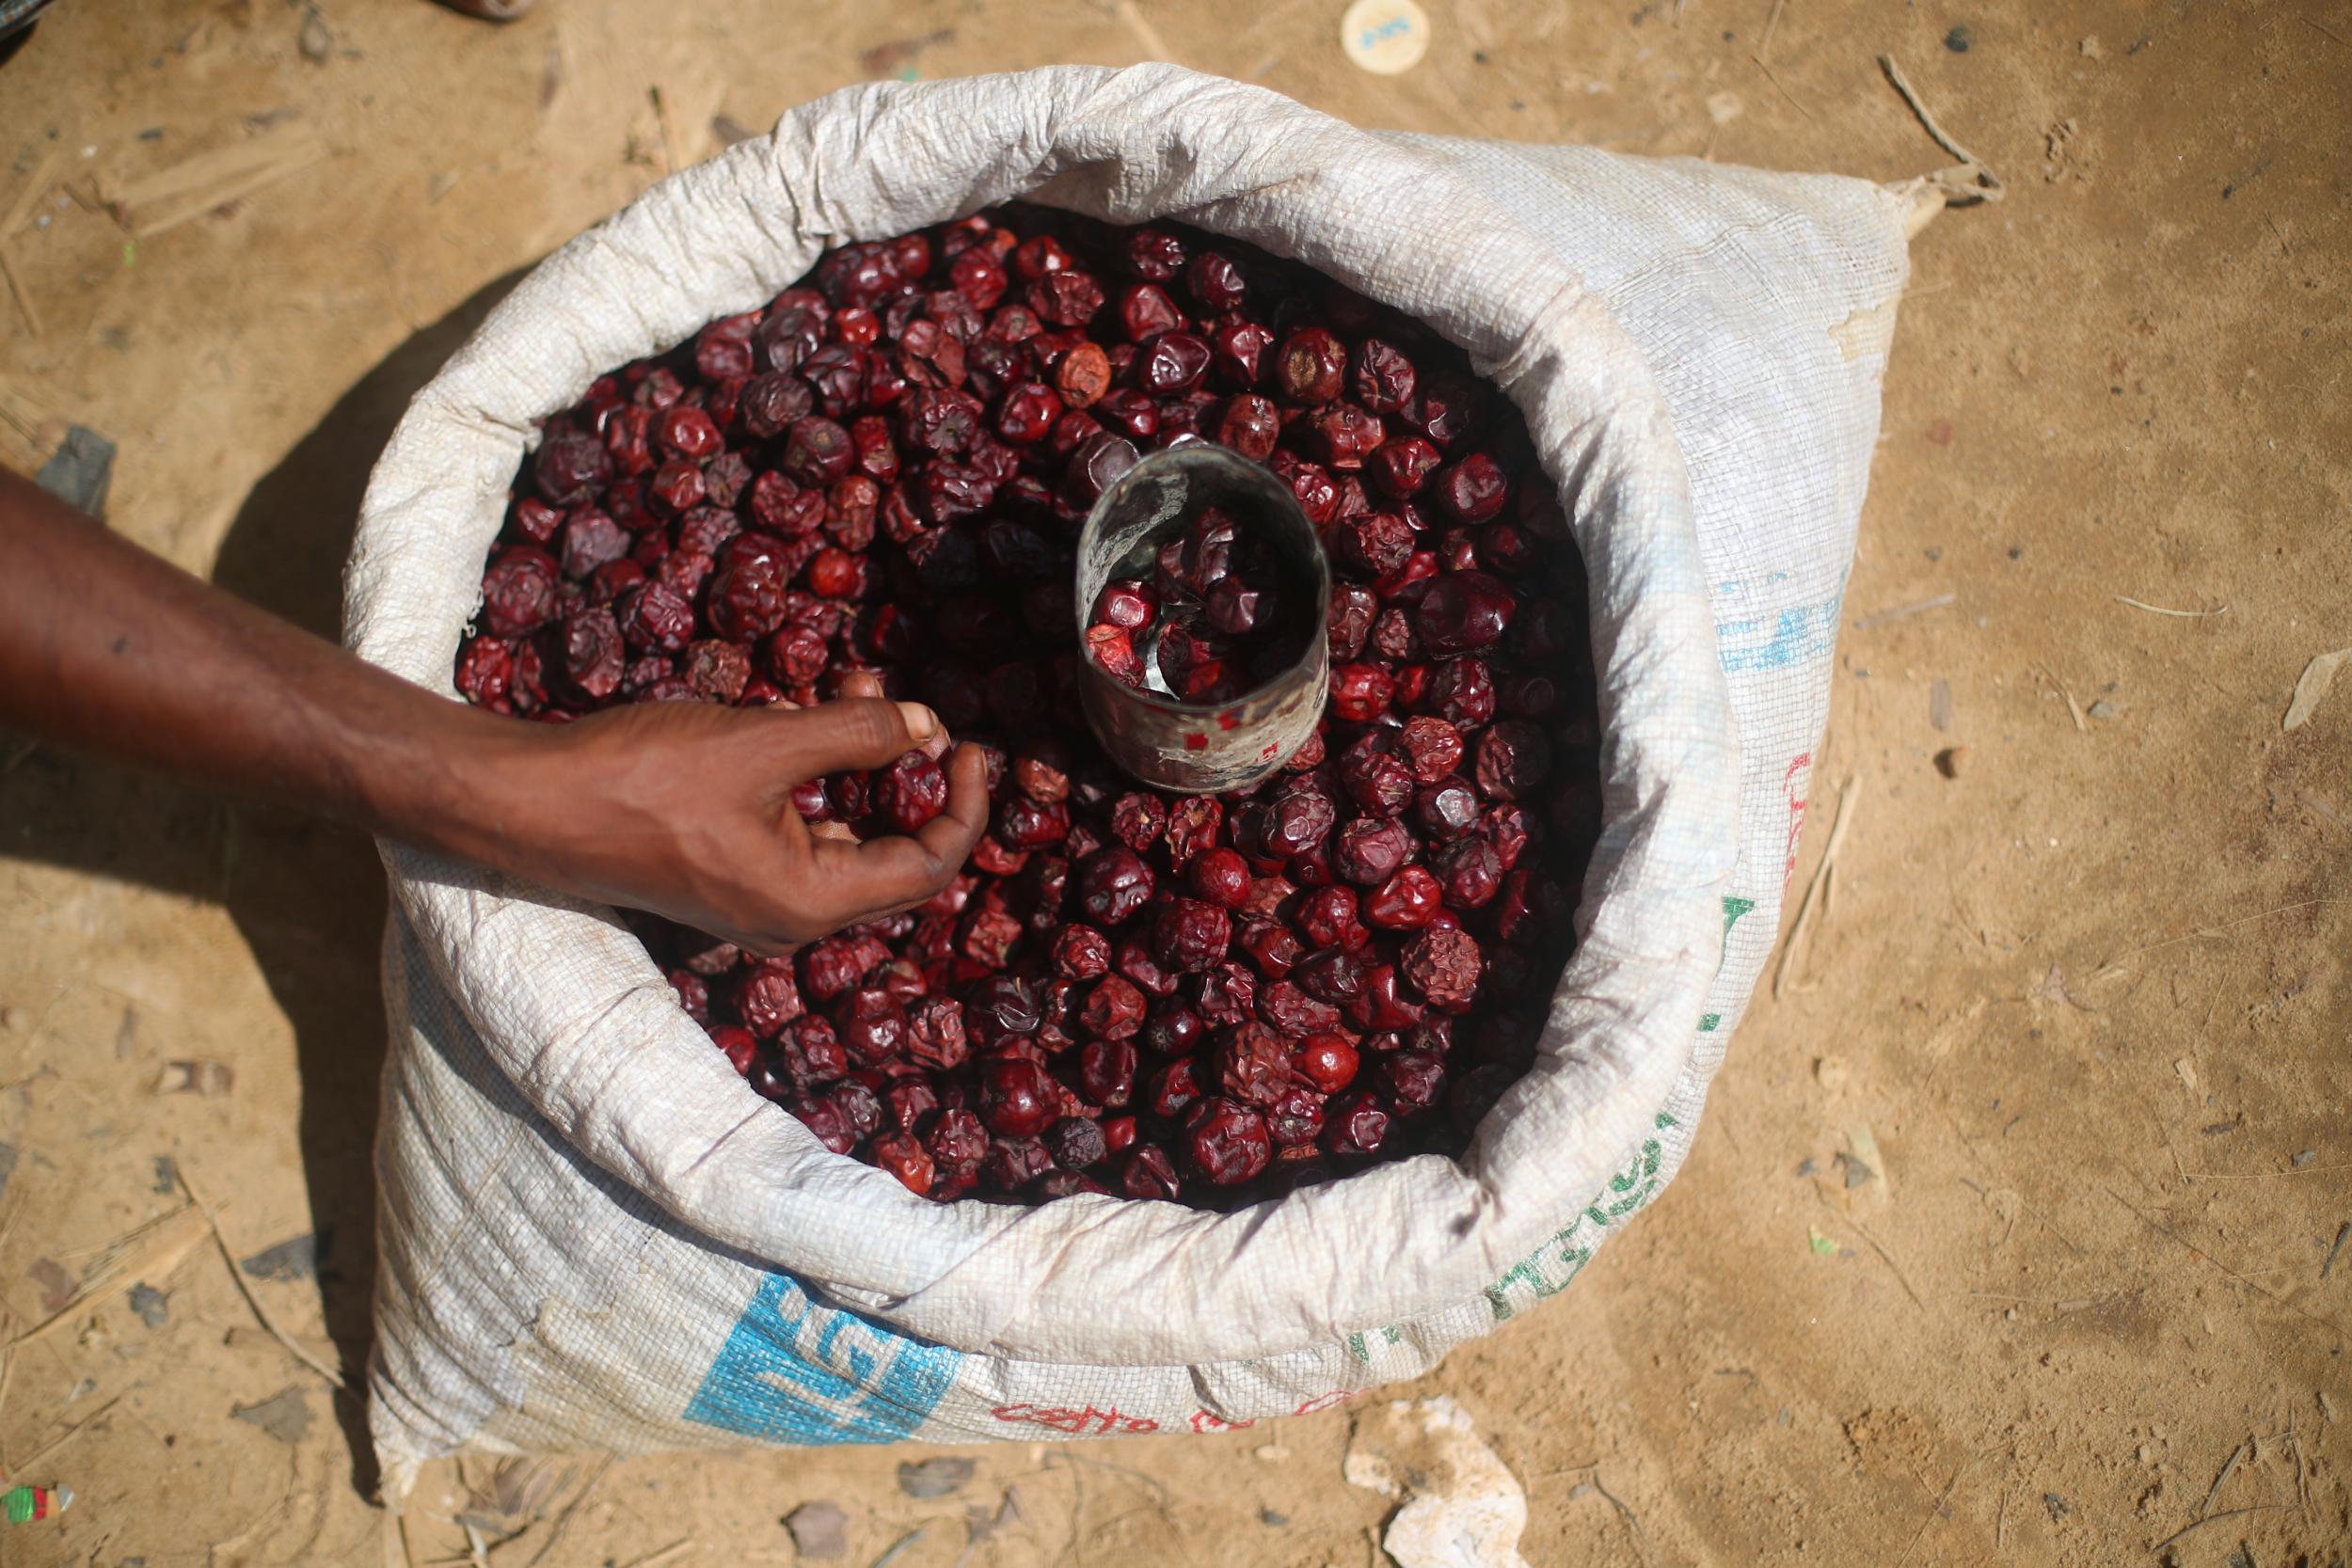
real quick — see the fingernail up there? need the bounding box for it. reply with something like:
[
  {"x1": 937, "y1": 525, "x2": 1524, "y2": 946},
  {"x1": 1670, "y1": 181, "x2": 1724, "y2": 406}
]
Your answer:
[{"x1": 898, "y1": 701, "x2": 939, "y2": 740}]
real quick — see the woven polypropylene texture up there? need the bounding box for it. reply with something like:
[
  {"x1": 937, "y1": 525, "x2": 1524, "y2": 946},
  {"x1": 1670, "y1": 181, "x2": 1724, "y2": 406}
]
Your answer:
[{"x1": 352, "y1": 65, "x2": 1907, "y2": 1492}]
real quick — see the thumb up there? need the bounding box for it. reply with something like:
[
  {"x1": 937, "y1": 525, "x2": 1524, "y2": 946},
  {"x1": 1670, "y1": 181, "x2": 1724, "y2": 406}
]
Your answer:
[{"x1": 778, "y1": 696, "x2": 942, "y2": 777}]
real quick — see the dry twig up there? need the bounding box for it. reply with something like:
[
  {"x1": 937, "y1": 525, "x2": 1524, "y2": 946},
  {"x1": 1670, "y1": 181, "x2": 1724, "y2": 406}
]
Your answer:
[
  {"x1": 1773, "y1": 774, "x2": 1861, "y2": 999},
  {"x1": 179, "y1": 1166, "x2": 346, "y2": 1388},
  {"x1": 2114, "y1": 594, "x2": 2227, "y2": 618}
]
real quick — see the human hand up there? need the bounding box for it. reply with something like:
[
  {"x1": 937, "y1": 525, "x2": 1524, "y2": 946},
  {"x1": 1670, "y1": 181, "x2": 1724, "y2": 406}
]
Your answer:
[{"x1": 488, "y1": 690, "x2": 987, "y2": 957}]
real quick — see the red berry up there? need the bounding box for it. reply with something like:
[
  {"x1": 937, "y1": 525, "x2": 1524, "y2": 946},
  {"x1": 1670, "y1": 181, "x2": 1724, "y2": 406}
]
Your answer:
[
  {"x1": 1380, "y1": 1050, "x2": 1448, "y2": 1117},
  {"x1": 454, "y1": 636, "x2": 514, "y2": 708},
  {"x1": 534, "y1": 429, "x2": 612, "y2": 505},
  {"x1": 1435, "y1": 452, "x2": 1510, "y2": 521},
  {"x1": 1185, "y1": 1098, "x2": 1272, "y2": 1184},
  {"x1": 1415, "y1": 571, "x2": 1516, "y2": 655},
  {"x1": 1139, "y1": 330, "x2": 1212, "y2": 394},
  {"x1": 1089, "y1": 578, "x2": 1157, "y2": 632},
  {"x1": 1329, "y1": 662, "x2": 1395, "y2": 723},
  {"x1": 1474, "y1": 721, "x2": 1553, "y2": 802},
  {"x1": 709, "y1": 1024, "x2": 758, "y2": 1076},
  {"x1": 1266, "y1": 1085, "x2": 1325, "y2": 1148},
  {"x1": 871, "y1": 1132, "x2": 934, "y2": 1195},
  {"x1": 1077, "y1": 1037, "x2": 1138, "y2": 1107},
  {"x1": 706, "y1": 555, "x2": 789, "y2": 641},
  {"x1": 1322, "y1": 1090, "x2": 1390, "y2": 1156},
  {"x1": 905, "y1": 996, "x2": 969, "y2": 1069},
  {"x1": 1079, "y1": 974, "x2": 1148, "y2": 1040},
  {"x1": 1335, "y1": 512, "x2": 1414, "y2": 576},
  {"x1": 929, "y1": 1108, "x2": 987, "y2": 1185},
  {"x1": 1296, "y1": 1033, "x2": 1359, "y2": 1094},
  {"x1": 1187, "y1": 251, "x2": 1247, "y2": 312},
  {"x1": 979, "y1": 1055, "x2": 1059, "y2": 1137},
  {"x1": 1275, "y1": 327, "x2": 1347, "y2": 404},
  {"x1": 1403, "y1": 927, "x2": 1484, "y2": 1013},
  {"x1": 1045, "y1": 1116, "x2": 1108, "y2": 1171},
  {"x1": 872, "y1": 750, "x2": 949, "y2": 832},
  {"x1": 1185, "y1": 847, "x2": 1251, "y2": 910},
  {"x1": 1351, "y1": 339, "x2": 1417, "y2": 413},
  {"x1": 482, "y1": 546, "x2": 561, "y2": 638},
  {"x1": 1052, "y1": 924, "x2": 1113, "y2": 981},
  {"x1": 1148, "y1": 1057, "x2": 1205, "y2": 1119},
  {"x1": 1298, "y1": 885, "x2": 1368, "y2": 952},
  {"x1": 1366, "y1": 864, "x2": 1444, "y2": 930},
  {"x1": 1150, "y1": 897, "x2": 1232, "y2": 974},
  {"x1": 1214, "y1": 393, "x2": 1280, "y2": 459},
  {"x1": 1122, "y1": 1143, "x2": 1183, "y2": 1199}
]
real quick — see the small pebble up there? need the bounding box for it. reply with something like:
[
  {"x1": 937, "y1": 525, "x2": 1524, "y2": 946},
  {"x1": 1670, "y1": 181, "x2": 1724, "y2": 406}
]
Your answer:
[
  {"x1": 1260, "y1": 1509, "x2": 1290, "y2": 1527},
  {"x1": 1945, "y1": 24, "x2": 1973, "y2": 52},
  {"x1": 1814, "y1": 1055, "x2": 1849, "y2": 1091},
  {"x1": 1254, "y1": 1444, "x2": 1291, "y2": 1461},
  {"x1": 785, "y1": 1500, "x2": 850, "y2": 1560},
  {"x1": 2088, "y1": 699, "x2": 2119, "y2": 721},
  {"x1": 1935, "y1": 745, "x2": 1969, "y2": 779},
  {"x1": 2293, "y1": 1148, "x2": 2317, "y2": 1168}
]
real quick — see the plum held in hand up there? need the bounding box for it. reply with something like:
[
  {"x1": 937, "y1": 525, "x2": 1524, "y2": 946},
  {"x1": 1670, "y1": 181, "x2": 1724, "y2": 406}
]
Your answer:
[{"x1": 468, "y1": 204, "x2": 1603, "y2": 1208}]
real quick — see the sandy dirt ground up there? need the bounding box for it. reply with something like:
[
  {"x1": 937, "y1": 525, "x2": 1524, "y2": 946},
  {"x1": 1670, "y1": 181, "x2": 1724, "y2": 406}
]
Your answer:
[{"x1": 0, "y1": 1, "x2": 2346, "y2": 1564}]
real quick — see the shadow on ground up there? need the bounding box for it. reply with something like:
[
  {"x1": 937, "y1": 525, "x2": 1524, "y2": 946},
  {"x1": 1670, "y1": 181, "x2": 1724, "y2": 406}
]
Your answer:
[{"x1": 0, "y1": 267, "x2": 525, "y2": 1496}]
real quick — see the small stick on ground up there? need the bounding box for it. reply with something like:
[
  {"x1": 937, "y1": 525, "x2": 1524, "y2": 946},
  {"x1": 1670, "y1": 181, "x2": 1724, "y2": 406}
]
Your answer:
[
  {"x1": 2106, "y1": 897, "x2": 2350, "y2": 968},
  {"x1": 1756, "y1": 0, "x2": 1788, "y2": 60},
  {"x1": 2149, "y1": 1503, "x2": 2285, "y2": 1552},
  {"x1": 522, "y1": 1456, "x2": 612, "y2": 1568},
  {"x1": 1852, "y1": 593, "x2": 1956, "y2": 629},
  {"x1": 2181, "y1": 1164, "x2": 2352, "y2": 1181},
  {"x1": 2114, "y1": 595, "x2": 2228, "y2": 618},
  {"x1": 1751, "y1": 56, "x2": 1816, "y2": 120},
  {"x1": 1589, "y1": 1470, "x2": 1648, "y2": 1549},
  {"x1": 0, "y1": 150, "x2": 61, "y2": 336},
  {"x1": 1773, "y1": 773, "x2": 1862, "y2": 1000},
  {"x1": 8, "y1": 1390, "x2": 126, "y2": 1477},
  {"x1": 649, "y1": 87, "x2": 685, "y2": 177},
  {"x1": 0, "y1": 249, "x2": 40, "y2": 338},
  {"x1": 2033, "y1": 665, "x2": 2089, "y2": 734},
  {"x1": 178, "y1": 1165, "x2": 346, "y2": 1388},
  {"x1": 8, "y1": 1203, "x2": 207, "y2": 1350},
  {"x1": 1895, "y1": 1464, "x2": 1963, "y2": 1567},
  {"x1": 619, "y1": 1539, "x2": 694, "y2": 1568},
  {"x1": 2322, "y1": 1222, "x2": 2349, "y2": 1281},
  {"x1": 2104, "y1": 1183, "x2": 2347, "y2": 1339},
  {"x1": 1847, "y1": 1214, "x2": 1928, "y2": 1309},
  {"x1": 2200, "y1": 1437, "x2": 2249, "y2": 1519}
]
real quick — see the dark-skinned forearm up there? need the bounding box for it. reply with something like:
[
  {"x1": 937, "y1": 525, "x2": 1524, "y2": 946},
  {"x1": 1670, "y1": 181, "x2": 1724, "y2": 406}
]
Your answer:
[{"x1": 0, "y1": 468, "x2": 538, "y2": 863}]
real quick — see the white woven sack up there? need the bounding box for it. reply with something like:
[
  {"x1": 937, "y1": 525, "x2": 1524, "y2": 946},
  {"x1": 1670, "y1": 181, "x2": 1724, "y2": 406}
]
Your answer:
[{"x1": 347, "y1": 64, "x2": 1913, "y2": 1497}]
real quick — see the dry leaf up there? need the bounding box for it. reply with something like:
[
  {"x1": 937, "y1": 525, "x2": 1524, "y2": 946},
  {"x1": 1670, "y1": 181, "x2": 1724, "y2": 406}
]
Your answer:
[
  {"x1": 2282, "y1": 647, "x2": 2352, "y2": 732},
  {"x1": 456, "y1": 1455, "x2": 577, "y2": 1539}
]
